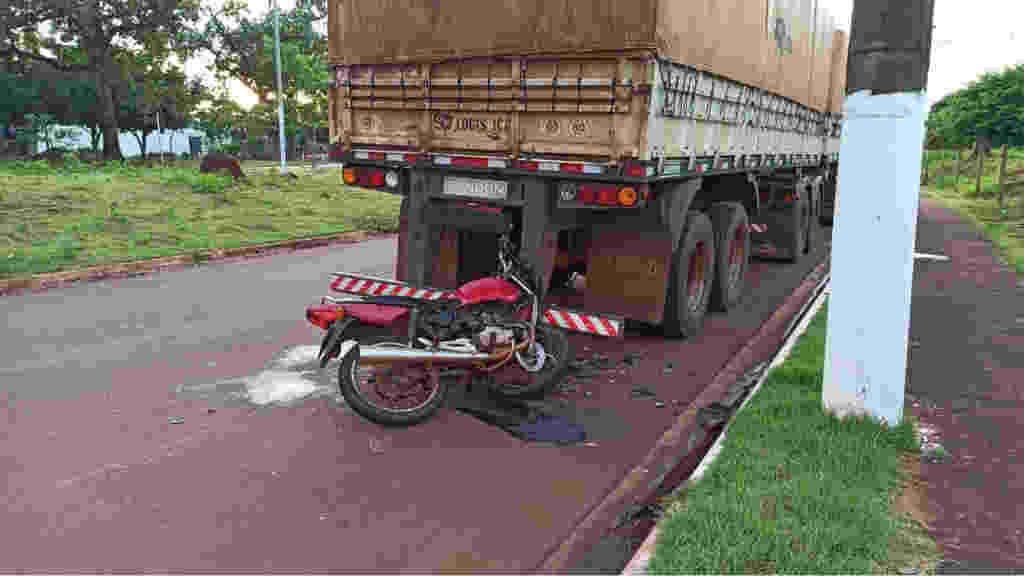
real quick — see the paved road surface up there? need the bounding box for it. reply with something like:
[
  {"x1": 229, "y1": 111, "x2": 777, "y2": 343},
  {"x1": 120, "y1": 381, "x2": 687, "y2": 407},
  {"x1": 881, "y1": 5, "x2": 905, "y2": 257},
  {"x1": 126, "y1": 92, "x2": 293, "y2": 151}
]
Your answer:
[
  {"x1": 909, "y1": 199, "x2": 1024, "y2": 573},
  {"x1": 1, "y1": 232, "x2": 828, "y2": 572}
]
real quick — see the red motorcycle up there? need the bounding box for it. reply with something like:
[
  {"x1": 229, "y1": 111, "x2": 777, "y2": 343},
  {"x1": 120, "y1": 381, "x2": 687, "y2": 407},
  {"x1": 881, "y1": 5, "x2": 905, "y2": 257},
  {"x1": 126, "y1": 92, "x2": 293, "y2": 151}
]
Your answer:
[{"x1": 305, "y1": 234, "x2": 571, "y2": 426}]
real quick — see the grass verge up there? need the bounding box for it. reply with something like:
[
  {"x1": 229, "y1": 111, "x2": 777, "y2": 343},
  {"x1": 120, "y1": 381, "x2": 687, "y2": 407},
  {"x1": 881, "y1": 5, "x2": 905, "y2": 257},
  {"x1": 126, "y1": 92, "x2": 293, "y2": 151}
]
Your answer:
[
  {"x1": 922, "y1": 187, "x2": 1024, "y2": 277},
  {"x1": 647, "y1": 302, "x2": 942, "y2": 574},
  {"x1": 0, "y1": 158, "x2": 402, "y2": 280}
]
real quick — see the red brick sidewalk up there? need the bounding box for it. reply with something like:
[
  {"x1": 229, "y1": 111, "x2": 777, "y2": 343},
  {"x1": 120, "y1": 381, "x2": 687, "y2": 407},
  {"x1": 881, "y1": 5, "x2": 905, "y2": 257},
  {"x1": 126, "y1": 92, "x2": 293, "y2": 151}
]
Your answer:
[{"x1": 909, "y1": 198, "x2": 1024, "y2": 573}]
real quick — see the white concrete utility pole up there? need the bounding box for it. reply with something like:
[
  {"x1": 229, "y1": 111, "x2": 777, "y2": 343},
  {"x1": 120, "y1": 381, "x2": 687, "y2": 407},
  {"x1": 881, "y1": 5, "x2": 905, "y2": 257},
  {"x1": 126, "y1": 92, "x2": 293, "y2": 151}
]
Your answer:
[
  {"x1": 823, "y1": 0, "x2": 935, "y2": 426},
  {"x1": 272, "y1": 0, "x2": 288, "y2": 175}
]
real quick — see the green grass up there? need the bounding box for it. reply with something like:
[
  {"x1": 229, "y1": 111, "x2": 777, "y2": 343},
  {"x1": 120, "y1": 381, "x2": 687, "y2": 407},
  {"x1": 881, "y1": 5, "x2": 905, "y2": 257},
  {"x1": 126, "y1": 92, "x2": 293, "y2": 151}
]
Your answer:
[
  {"x1": 922, "y1": 186, "x2": 1024, "y2": 277},
  {"x1": 648, "y1": 303, "x2": 941, "y2": 574},
  {"x1": 922, "y1": 149, "x2": 1024, "y2": 277},
  {"x1": 0, "y1": 158, "x2": 402, "y2": 279}
]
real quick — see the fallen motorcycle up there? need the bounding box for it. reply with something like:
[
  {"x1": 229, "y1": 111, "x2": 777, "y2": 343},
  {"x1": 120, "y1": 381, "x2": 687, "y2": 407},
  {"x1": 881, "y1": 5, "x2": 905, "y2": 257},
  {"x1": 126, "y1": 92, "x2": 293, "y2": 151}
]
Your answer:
[{"x1": 305, "y1": 233, "x2": 584, "y2": 426}]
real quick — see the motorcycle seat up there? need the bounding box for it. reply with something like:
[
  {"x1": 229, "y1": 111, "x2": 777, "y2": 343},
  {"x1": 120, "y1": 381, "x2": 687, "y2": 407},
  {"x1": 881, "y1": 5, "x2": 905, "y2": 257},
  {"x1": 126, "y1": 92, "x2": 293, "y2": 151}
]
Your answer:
[{"x1": 341, "y1": 303, "x2": 411, "y2": 326}]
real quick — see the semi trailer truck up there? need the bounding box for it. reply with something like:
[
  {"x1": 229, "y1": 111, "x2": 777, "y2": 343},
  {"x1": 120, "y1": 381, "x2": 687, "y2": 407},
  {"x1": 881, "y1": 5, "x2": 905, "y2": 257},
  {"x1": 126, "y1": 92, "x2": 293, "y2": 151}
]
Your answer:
[{"x1": 325, "y1": 0, "x2": 848, "y2": 339}]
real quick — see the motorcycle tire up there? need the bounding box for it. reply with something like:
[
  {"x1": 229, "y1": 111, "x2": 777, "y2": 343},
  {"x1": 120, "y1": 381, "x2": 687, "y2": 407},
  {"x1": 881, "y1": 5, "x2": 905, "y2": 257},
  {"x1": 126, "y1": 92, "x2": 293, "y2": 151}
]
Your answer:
[
  {"x1": 337, "y1": 332, "x2": 450, "y2": 427},
  {"x1": 492, "y1": 324, "x2": 571, "y2": 399}
]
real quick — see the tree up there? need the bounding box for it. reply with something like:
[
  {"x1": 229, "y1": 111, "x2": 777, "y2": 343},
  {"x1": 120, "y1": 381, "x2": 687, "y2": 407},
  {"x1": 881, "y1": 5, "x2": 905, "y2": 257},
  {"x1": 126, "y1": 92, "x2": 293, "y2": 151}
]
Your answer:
[
  {"x1": 1, "y1": 0, "x2": 201, "y2": 160},
  {"x1": 185, "y1": 0, "x2": 329, "y2": 155},
  {"x1": 118, "y1": 52, "x2": 203, "y2": 157},
  {"x1": 191, "y1": 86, "x2": 248, "y2": 152},
  {"x1": 926, "y1": 63, "x2": 1024, "y2": 149}
]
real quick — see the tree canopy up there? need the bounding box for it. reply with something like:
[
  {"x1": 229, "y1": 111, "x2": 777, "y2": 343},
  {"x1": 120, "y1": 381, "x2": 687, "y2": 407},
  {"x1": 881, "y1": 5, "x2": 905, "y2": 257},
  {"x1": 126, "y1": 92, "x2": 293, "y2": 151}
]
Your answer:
[
  {"x1": 926, "y1": 63, "x2": 1024, "y2": 149},
  {"x1": 185, "y1": 0, "x2": 329, "y2": 151},
  {"x1": 1, "y1": 0, "x2": 201, "y2": 159}
]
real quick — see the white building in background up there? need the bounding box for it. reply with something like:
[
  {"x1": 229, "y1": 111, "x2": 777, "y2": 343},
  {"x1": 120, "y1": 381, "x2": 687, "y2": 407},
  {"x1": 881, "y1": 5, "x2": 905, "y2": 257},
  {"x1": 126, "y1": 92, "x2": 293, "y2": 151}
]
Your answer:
[{"x1": 35, "y1": 125, "x2": 208, "y2": 157}]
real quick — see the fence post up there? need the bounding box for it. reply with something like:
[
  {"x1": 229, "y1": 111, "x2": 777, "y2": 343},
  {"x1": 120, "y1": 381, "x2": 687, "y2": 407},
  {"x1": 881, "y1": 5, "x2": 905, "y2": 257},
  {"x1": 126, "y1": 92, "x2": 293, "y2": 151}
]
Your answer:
[
  {"x1": 998, "y1": 143, "x2": 1008, "y2": 214},
  {"x1": 975, "y1": 144, "x2": 985, "y2": 197}
]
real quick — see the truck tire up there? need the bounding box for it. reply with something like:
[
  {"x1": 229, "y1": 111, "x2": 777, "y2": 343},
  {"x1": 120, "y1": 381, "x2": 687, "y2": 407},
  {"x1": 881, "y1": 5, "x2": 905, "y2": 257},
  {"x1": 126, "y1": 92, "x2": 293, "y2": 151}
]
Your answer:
[
  {"x1": 708, "y1": 202, "x2": 750, "y2": 312},
  {"x1": 663, "y1": 211, "x2": 716, "y2": 339},
  {"x1": 804, "y1": 185, "x2": 819, "y2": 255},
  {"x1": 781, "y1": 193, "x2": 808, "y2": 263}
]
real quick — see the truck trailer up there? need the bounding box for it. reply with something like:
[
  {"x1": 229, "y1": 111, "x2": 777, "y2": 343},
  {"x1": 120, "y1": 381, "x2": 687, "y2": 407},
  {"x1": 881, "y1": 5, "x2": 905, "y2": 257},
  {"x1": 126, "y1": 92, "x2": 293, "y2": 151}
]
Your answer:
[{"x1": 326, "y1": 0, "x2": 848, "y2": 339}]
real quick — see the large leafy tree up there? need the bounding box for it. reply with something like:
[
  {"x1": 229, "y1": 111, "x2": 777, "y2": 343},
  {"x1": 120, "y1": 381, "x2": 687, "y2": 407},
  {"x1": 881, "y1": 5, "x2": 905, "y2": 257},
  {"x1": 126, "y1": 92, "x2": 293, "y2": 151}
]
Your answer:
[
  {"x1": 186, "y1": 0, "x2": 329, "y2": 153},
  {"x1": 927, "y1": 63, "x2": 1024, "y2": 149},
  {"x1": 1, "y1": 0, "x2": 201, "y2": 160}
]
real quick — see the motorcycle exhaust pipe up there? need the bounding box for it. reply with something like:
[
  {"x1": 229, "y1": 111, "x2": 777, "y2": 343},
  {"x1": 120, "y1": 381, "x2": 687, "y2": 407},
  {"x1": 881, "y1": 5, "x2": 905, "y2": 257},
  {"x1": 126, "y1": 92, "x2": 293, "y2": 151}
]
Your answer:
[{"x1": 340, "y1": 340, "x2": 514, "y2": 366}]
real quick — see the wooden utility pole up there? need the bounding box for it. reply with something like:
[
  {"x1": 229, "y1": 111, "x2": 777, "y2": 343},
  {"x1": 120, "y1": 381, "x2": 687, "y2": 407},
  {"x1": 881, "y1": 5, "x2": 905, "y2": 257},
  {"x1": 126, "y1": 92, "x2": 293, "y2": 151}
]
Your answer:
[
  {"x1": 823, "y1": 0, "x2": 936, "y2": 426},
  {"x1": 975, "y1": 139, "x2": 985, "y2": 197},
  {"x1": 954, "y1": 149, "x2": 961, "y2": 190},
  {"x1": 998, "y1": 143, "x2": 1009, "y2": 213}
]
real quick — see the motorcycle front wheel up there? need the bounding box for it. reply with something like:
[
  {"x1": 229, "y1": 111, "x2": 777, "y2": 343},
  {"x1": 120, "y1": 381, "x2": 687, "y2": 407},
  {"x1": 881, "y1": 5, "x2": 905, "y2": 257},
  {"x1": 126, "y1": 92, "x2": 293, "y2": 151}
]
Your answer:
[
  {"x1": 492, "y1": 324, "x2": 571, "y2": 399},
  {"x1": 337, "y1": 334, "x2": 450, "y2": 427}
]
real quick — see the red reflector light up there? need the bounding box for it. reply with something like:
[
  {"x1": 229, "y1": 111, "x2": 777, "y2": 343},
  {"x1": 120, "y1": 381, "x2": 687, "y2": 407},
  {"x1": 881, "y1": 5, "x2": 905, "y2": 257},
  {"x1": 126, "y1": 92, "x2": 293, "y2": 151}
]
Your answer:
[
  {"x1": 371, "y1": 171, "x2": 386, "y2": 187},
  {"x1": 368, "y1": 152, "x2": 387, "y2": 161},
  {"x1": 560, "y1": 163, "x2": 584, "y2": 174},
  {"x1": 452, "y1": 156, "x2": 489, "y2": 168},
  {"x1": 579, "y1": 184, "x2": 596, "y2": 204},
  {"x1": 597, "y1": 187, "x2": 618, "y2": 205},
  {"x1": 625, "y1": 164, "x2": 646, "y2": 178},
  {"x1": 404, "y1": 154, "x2": 419, "y2": 164},
  {"x1": 520, "y1": 161, "x2": 539, "y2": 171}
]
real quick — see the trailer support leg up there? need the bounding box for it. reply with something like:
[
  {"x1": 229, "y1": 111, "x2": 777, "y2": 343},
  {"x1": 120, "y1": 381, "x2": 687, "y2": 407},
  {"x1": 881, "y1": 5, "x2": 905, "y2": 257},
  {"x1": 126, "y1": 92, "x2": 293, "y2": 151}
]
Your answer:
[
  {"x1": 404, "y1": 171, "x2": 431, "y2": 285},
  {"x1": 520, "y1": 178, "x2": 558, "y2": 304}
]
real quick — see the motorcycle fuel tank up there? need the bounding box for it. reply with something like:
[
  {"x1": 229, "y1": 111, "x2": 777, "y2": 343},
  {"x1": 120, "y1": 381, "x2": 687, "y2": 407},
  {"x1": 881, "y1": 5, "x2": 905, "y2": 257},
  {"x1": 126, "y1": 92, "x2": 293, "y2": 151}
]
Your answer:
[{"x1": 455, "y1": 277, "x2": 521, "y2": 305}]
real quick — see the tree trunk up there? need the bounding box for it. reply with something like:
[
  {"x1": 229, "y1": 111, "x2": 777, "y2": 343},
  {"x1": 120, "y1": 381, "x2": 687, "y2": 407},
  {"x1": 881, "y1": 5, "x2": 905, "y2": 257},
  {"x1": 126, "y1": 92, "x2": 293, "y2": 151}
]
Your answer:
[
  {"x1": 93, "y1": 65, "x2": 122, "y2": 162},
  {"x1": 90, "y1": 125, "x2": 103, "y2": 152}
]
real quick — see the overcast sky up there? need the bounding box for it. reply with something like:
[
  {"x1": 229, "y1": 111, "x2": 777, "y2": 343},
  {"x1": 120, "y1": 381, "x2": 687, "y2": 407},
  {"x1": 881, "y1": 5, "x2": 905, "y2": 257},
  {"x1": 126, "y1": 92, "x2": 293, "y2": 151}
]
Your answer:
[{"x1": 185, "y1": 0, "x2": 1023, "y2": 110}]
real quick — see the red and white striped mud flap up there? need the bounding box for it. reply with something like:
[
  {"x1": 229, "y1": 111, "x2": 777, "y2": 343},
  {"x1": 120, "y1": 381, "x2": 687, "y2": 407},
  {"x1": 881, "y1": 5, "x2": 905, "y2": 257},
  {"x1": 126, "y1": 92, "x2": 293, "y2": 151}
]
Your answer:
[
  {"x1": 542, "y1": 307, "x2": 624, "y2": 339},
  {"x1": 328, "y1": 273, "x2": 456, "y2": 300}
]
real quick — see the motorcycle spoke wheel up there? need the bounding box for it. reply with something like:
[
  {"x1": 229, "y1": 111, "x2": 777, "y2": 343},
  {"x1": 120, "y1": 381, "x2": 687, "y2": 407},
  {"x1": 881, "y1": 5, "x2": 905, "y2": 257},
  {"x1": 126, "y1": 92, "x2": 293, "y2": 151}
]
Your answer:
[{"x1": 351, "y1": 363, "x2": 441, "y2": 415}]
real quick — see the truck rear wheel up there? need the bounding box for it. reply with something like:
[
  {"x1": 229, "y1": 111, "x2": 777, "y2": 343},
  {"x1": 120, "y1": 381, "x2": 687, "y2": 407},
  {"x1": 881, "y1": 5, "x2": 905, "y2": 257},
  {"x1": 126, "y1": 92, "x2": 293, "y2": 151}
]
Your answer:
[
  {"x1": 663, "y1": 212, "x2": 715, "y2": 339},
  {"x1": 708, "y1": 202, "x2": 750, "y2": 312}
]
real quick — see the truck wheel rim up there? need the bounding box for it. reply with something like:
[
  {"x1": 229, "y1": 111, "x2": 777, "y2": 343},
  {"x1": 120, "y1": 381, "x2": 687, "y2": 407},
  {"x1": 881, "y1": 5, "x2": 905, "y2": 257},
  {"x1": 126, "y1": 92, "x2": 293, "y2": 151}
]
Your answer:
[
  {"x1": 687, "y1": 241, "x2": 707, "y2": 313},
  {"x1": 728, "y1": 225, "x2": 746, "y2": 290}
]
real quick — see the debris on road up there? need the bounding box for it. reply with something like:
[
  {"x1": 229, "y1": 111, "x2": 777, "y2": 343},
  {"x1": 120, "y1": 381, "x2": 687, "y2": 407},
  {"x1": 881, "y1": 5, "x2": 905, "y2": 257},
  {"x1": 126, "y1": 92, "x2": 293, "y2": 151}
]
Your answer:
[
  {"x1": 369, "y1": 437, "x2": 386, "y2": 454},
  {"x1": 168, "y1": 416, "x2": 185, "y2": 425}
]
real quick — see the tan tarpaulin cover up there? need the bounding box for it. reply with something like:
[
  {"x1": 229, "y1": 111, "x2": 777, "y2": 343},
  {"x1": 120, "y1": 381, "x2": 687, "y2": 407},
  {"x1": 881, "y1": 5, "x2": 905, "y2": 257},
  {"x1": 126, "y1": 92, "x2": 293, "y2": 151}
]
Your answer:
[
  {"x1": 331, "y1": 0, "x2": 844, "y2": 114},
  {"x1": 828, "y1": 29, "x2": 850, "y2": 115}
]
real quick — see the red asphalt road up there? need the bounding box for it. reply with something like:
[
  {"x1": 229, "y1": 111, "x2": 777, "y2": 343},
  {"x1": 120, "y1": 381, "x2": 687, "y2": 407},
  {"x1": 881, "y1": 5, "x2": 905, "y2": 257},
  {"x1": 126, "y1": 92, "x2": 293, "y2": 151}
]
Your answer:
[{"x1": 1, "y1": 238, "x2": 828, "y2": 572}]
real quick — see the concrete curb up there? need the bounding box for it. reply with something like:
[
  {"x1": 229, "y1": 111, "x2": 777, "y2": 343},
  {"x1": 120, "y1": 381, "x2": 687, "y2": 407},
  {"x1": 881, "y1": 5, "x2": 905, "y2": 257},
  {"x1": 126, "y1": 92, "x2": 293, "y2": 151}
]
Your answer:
[
  {"x1": 620, "y1": 278, "x2": 831, "y2": 576},
  {"x1": 0, "y1": 230, "x2": 395, "y2": 298},
  {"x1": 534, "y1": 255, "x2": 831, "y2": 573}
]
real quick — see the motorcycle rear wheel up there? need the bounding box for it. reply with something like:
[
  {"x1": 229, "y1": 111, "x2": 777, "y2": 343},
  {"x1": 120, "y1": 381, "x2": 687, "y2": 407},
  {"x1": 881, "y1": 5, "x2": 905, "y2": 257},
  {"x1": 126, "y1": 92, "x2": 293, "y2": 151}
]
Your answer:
[
  {"x1": 337, "y1": 333, "x2": 450, "y2": 427},
  {"x1": 492, "y1": 324, "x2": 571, "y2": 399}
]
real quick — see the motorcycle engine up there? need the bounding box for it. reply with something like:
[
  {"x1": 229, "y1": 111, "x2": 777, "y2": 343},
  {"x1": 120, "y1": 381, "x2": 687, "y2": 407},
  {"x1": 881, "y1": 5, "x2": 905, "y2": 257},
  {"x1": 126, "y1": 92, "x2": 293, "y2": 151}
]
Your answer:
[{"x1": 473, "y1": 326, "x2": 516, "y2": 351}]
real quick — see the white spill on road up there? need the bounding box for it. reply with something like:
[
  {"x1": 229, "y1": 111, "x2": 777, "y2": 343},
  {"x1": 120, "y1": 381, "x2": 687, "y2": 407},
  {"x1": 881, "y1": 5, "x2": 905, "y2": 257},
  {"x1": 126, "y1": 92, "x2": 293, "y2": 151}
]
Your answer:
[
  {"x1": 273, "y1": 345, "x2": 322, "y2": 369},
  {"x1": 175, "y1": 344, "x2": 336, "y2": 407},
  {"x1": 244, "y1": 369, "x2": 323, "y2": 406}
]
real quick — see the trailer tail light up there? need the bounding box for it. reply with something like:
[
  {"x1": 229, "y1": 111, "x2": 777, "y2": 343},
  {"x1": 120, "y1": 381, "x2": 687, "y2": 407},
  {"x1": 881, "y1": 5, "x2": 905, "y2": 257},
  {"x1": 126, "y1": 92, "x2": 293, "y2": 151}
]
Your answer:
[
  {"x1": 370, "y1": 171, "x2": 386, "y2": 187},
  {"x1": 343, "y1": 168, "x2": 357, "y2": 184},
  {"x1": 618, "y1": 187, "x2": 638, "y2": 206},
  {"x1": 566, "y1": 183, "x2": 647, "y2": 208}
]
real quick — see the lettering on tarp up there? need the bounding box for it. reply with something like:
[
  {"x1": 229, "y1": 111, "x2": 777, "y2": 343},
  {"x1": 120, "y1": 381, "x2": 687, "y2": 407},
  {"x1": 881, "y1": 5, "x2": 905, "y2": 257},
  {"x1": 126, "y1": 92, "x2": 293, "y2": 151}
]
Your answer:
[{"x1": 433, "y1": 112, "x2": 510, "y2": 141}]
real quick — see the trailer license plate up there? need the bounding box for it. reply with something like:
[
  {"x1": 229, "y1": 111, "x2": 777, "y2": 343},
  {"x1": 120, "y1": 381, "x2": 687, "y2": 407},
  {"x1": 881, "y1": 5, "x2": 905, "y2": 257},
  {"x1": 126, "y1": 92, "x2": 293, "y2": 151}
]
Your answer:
[{"x1": 443, "y1": 177, "x2": 508, "y2": 200}]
